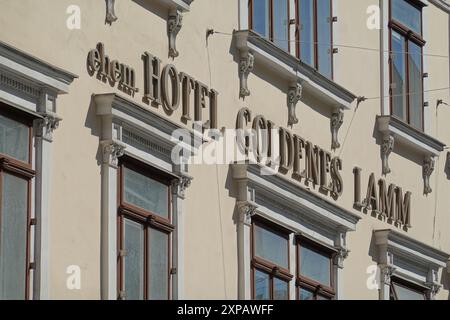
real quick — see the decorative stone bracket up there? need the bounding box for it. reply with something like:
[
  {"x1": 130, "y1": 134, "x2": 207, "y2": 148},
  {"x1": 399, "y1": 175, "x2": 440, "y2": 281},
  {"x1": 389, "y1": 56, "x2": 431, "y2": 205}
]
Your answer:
[
  {"x1": 105, "y1": 0, "x2": 118, "y2": 24},
  {"x1": 331, "y1": 108, "x2": 344, "y2": 150},
  {"x1": 237, "y1": 201, "x2": 258, "y2": 226},
  {"x1": 445, "y1": 152, "x2": 450, "y2": 174},
  {"x1": 34, "y1": 112, "x2": 62, "y2": 142},
  {"x1": 172, "y1": 173, "x2": 193, "y2": 199},
  {"x1": 376, "y1": 116, "x2": 445, "y2": 194},
  {"x1": 101, "y1": 140, "x2": 126, "y2": 167},
  {"x1": 238, "y1": 51, "x2": 254, "y2": 98},
  {"x1": 380, "y1": 133, "x2": 394, "y2": 175},
  {"x1": 287, "y1": 82, "x2": 302, "y2": 127},
  {"x1": 168, "y1": 10, "x2": 183, "y2": 58},
  {"x1": 423, "y1": 157, "x2": 435, "y2": 195}
]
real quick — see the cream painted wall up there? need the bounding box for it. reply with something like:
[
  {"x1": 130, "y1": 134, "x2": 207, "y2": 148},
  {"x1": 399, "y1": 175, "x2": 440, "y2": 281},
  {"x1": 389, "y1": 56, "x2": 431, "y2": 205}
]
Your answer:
[{"x1": 0, "y1": 0, "x2": 448, "y2": 299}]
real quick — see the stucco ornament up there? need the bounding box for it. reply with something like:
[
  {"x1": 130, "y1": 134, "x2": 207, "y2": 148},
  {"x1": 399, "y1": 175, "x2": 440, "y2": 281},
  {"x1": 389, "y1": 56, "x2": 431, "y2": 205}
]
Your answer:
[
  {"x1": 105, "y1": 0, "x2": 118, "y2": 24},
  {"x1": 446, "y1": 152, "x2": 450, "y2": 173},
  {"x1": 423, "y1": 157, "x2": 435, "y2": 195},
  {"x1": 239, "y1": 52, "x2": 254, "y2": 98},
  {"x1": 381, "y1": 135, "x2": 394, "y2": 175},
  {"x1": 287, "y1": 82, "x2": 303, "y2": 127},
  {"x1": 35, "y1": 112, "x2": 62, "y2": 142},
  {"x1": 237, "y1": 201, "x2": 258, "y2": 226},
  {"x1": 168, "y1": 10, "x2": 183, "y2": 58},
  {"x1": 102, "y1": 140, "x2": 126, "y2": 167},
  {"x1": 331, "y1": 108, "x2": 344, "y2": 150},
  {"x1": 172, "y1": 174, "x2": 193, "y2": 199}
]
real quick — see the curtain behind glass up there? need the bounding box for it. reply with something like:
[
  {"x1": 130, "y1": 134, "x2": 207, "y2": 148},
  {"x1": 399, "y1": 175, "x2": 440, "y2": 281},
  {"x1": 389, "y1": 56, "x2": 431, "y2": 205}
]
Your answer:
[
  {"x1": 148, "y1": 228, "x2": 169, "y2": 300},
  {"x1": 0, "y1": 114, "x2": 29, "y2": 163},
  {"x1": 0, "y1": 173, "x2": 28, "y2": 300},
  {"x1": 124, "y1": 219, "x2": 144, "y2": 300}
]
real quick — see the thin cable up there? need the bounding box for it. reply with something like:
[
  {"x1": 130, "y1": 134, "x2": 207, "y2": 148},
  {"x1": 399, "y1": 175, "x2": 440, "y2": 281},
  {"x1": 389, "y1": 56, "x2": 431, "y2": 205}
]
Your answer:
[
  {"x1": 212, "y1": 30, "x2": 449, "y2": 59},
  {"x1": 363, "y1": 87, "x2": 450, "y2": 101}
]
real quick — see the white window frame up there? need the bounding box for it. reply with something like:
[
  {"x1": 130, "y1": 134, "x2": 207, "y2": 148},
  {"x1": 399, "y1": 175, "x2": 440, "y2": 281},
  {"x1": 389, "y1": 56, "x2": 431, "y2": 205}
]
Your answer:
[
  {"x1": 232, "y1": 162, "x2": 360, "y2": 300},
  {"x1": 93, "y1": 93, "x2": 196, "y2": 300},
  {"x1": 0, "y1": 41, "x2": 77, "y2": 299}
]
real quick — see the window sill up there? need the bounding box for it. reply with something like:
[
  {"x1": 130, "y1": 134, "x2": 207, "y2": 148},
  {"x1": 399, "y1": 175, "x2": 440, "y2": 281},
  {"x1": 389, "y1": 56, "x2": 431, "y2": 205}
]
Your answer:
[
  {"x1": 376, "y1": 115, "x2": 446, "y2": 194},
  {"x1": 233, "y1": 30, "x2": 356, "y2": 129},
  {"x1": 373, "y1": 229, "x2": 450, "y2": 299}
]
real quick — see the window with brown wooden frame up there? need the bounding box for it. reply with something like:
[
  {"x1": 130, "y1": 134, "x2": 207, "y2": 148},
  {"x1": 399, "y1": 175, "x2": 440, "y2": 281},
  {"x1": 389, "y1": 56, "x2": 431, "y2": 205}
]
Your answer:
[
  {"x1": 117, "y1": 157, "x2": 174, "y2": 300},
  {"x1": 0, "y1": 105, "x2": 35, "y2": 300},
  {"x1": 251, "y1": 219, "x2": 292, "y2": 300},
  {"x1": 390, "y1": 277, "x2": 427, "y2": 300},
  {"x1": 296, "y1": 236, "x2": 335, "y2": 300},
  {"x1": 248, "y1": 0, "x2": 334, "y2": 78},
  {"x1": 389, "y1": 0, "x2": 426, "y2": 131}
]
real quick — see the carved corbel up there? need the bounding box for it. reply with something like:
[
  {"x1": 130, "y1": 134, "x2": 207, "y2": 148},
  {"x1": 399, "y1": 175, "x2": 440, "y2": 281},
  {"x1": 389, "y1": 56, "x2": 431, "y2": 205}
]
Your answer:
[
  {"x1": 333, "y1": 247, "x2": 349, "y2": 269},
  {"x1": 287, "y1": 82, "x2": 303, "y2": 127},
  {"x1": 239, "y1": 52, "x2": 254, "y2": 98},
  {"x1": 381, "y1": 134, "x2": 394, "y2": 175},
  {"x1": 168, "y1": 10, "x2": 183, "y2": 58},
  {"x1": 105, "y1": 0, "x2": 118, "y2": 24},
  {"x1": 101, "y1": 140, "x2": 126, "y2": 167},
  {"x1": 423, "y1": 156, "x2": 435, "y2": 195},
  {"x1": 237, "y1": 201, "x2": 258, "y2": 226},
  {"x1": 172, "y1": 174, "x2": 193, "y2": 199},
  {"x1": 445, "y1": 152, "x2": 450, "y2": 174},
  {"x1": 379, "y1": 264, "x2": 396, "y2": 286},
  {"x1": 34, "y1": 112, "x2": 62, "y2": 142},
  {"x1": 331, "y1": 108, "x2": 344, "y2": 150}
]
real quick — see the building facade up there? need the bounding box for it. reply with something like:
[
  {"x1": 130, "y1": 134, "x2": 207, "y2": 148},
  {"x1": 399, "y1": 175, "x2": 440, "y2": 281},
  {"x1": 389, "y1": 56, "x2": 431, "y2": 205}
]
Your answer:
[{"x1": 0, "y1": 0, "x2": 449, "y2": 300}]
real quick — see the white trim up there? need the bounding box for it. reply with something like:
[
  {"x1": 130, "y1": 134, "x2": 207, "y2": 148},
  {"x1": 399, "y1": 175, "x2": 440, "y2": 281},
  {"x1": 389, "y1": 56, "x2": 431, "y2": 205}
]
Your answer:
[
  {"x1": 381, "y1": 0, "x2": 390, "y2": 116},
  {"x1": 93, "y1": 93, "x2": 194, "y2": 300},
  {"x1": 374, "y1": 229, "x2": 450, "y2": 300},
  {"x1": 238, "y1": 0, "x2": 249, "y2": 30},
  {"x1": 0, "y1": 41, "x2": 76, "y2": 300},
  {"x1": 232, "y1": 163, "x2": 360, "y2": 300}
]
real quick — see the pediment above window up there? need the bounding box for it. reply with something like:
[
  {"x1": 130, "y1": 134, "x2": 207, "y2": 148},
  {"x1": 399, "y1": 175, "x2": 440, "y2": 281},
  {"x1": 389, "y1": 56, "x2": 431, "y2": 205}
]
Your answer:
[
  {"x1": 232, "y1": 162, "x2": 360, "y2": 259},
  {"x1": 233, "y1": 30, "x2": 357, "y2": 129},
  {"x1": 373, "y1": 229, "x2": 450, "y2": 299}
]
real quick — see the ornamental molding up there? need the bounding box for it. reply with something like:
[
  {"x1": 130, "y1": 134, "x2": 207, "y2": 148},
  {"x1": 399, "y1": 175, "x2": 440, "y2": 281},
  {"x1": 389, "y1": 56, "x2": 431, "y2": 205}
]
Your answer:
[
  {"x1": 101, "y1": 140, "x2": 126, "y2": 167},
  {"x1": 168, "y1": 10, "x2": 183, "y2": 58},
  {"x1": 423, "y1": 157, "x2": 435, "y2": 195},
  {"x1": 287, "y1": 82, "x2": 302, "y2": 127},
  {"x1": 237, "y1": 201, "x2": 258, "y2": 226},
  {"x1": 238, "y1": 51, "x2": 254, "y2": 98},
  {"x1": 172, "y1": 174, "x2": 193, "y2": 199},
  {"x1": 380, "y1": 134, "x2": 394, "y2": 175},
  {"x1": 105, "y1": 0, "x2": 118, "y2": 24},
  {"x1": 34, "y1": 112, "x2": 62, "y2": 142},
  {"x1": 330, "y1": 108, "x2": 344, "y2": 150}
]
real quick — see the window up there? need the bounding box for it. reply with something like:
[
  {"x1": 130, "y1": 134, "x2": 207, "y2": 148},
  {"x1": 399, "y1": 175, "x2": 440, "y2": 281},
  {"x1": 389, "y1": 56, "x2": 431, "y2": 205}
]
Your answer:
[
  {"x1": 118, "y1": 158, "x2": 173, "y2": 300},
  {"x1": 248, "y1": 0, "x2": 333, "y2": 78},
  {"x1": 251, "y1": 220, "x2": 292, "y2": 300},
  {"x1": 389, "y1": 0, "x2": 425, "y2": 130},
  {"x1": 296, "y1": 0, "x2": 333, "y2": 78},
  {"x1": 0, "y1": 107, "x2": 34, "y2": 300},
  {"x1": 296, "y1": 237, "x2": 335, "y2": 300},
  {"x1": 249, "y1": 0, "x2": 290, "y2": 52},
  {"x1": 390, "y1": 278, "x2": 427, "y2": 300}
]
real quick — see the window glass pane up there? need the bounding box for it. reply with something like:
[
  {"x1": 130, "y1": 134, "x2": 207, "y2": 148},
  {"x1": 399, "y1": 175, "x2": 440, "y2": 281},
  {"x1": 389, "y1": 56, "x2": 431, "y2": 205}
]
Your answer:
[
  {"x1": 148, "y1": 228, "x2": 169, "y2": 300},
  {"x1": 252, "y1": 0, "x2": 270, "y2": 39},
  {"x1": 299, "y1": 288, "x2": 314, "y2": 300},
  {"x1": 124, "y1": 167, "x2": 169, "y2": 219},
  {"x1": 273, "y1": 278, "x2": 289, "y2": 300},
  {"x1": 254, "y1": 270, "x2": 270, "y2": 300},
  {"x1": 0, "y1": 114, "x2": 29, "y2": 163},
  {"x1": 299, "y1": 0, "x2": 315, "y2": 66},
  {"x1": 391, "y1": 31, "x2": 407, "y2": 121},
  {"x1": 299, "y1": 245, "x2": 330, "y2": 286},
  {"x1": 254, "y1": 224, "x2": 288, "y2": 269},
  {"x1": 392, "y1": 283, "x2": 425, "y2": 300},
  {"x1": 273, "y1": 0, "x2": 289, "y2": 51},
  {"x1": 124, "y1": 219, "x2": 144, "y2": 300},
  {"x1": 408, "y1": 41, "x2": 423, "y2": 130},
  {"x1": 392, "y1": 0, "x2": 422, "y2": 34},
  {"x1": 317, "y1": 0, "x2": 332, "y2": 78},
  {"x1": 0, "y1": 173, "x2": 28, "y2": 300}
]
